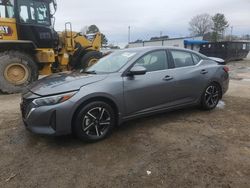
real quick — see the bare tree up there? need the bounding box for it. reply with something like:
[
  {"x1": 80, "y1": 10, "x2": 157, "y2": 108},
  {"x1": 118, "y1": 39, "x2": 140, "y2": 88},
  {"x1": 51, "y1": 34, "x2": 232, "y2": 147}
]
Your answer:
[{"x1": 189, "y1": 13, "x2": 213, "y2": 36}]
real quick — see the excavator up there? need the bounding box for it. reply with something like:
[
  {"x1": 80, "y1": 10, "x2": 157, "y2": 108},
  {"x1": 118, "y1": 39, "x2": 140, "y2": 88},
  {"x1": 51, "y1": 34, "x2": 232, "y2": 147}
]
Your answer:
[{"x1": 0, "y1": 0, "x2": 103, "y2": 93}]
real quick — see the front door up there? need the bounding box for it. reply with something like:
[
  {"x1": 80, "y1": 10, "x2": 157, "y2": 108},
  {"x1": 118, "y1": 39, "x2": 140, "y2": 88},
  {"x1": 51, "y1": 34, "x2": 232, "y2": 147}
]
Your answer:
[{"x1": 123, "y1": 50, "x2": 179, "y2": 116}]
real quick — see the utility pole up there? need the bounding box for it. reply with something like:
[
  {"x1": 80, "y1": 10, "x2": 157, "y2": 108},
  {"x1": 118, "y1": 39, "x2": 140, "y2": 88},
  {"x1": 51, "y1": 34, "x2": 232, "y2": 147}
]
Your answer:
[
  {"x1": 230, "y1": 26, "x2": 233, "y2": 41},
  {"x1": 128, "y1": 26, "x2": 131, "y2": 44},
  {"x1": 160, "y1": 31, "x2": 162, "y2": 37}
]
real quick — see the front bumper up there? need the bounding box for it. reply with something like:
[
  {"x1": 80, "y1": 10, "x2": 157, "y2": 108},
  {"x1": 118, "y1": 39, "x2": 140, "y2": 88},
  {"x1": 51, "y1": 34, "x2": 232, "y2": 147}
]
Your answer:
[{"x1": 20, "y1": 97, "x2": 75, "y2": 136}]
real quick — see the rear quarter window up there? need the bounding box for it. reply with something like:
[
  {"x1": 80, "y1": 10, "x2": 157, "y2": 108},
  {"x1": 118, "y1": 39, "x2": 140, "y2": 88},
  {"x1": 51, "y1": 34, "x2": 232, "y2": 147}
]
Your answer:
[{"x1": 192, "y1": 54, "x2": 202, "y2": 65}]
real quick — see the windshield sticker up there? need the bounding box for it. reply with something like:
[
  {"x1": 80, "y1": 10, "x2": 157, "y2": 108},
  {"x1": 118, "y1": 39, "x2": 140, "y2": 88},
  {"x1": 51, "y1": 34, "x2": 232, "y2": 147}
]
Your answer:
[{"x1": 122, "y1": 52, "x2": 136, "y2": 58}]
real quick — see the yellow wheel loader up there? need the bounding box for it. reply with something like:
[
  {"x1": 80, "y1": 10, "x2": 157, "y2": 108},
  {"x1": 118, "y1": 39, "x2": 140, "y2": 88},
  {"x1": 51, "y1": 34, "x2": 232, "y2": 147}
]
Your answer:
[{"x1": 0, "y1": 0, "x2": 103, "y2": 93}]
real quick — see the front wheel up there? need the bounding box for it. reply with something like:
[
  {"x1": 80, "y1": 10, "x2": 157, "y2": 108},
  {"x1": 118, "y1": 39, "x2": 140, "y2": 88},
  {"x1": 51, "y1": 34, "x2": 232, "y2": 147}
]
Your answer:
[
  {"x1": 201, "y1": 83, "x2": 221, "y2": 110},
  {"x1": 73, "y1": 101, "x2": 115, "y2": 142}
]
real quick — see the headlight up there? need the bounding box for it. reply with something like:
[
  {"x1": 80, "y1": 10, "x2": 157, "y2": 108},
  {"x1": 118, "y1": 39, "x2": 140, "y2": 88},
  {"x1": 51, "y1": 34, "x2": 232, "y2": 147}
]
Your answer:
[{"x1": 33, "y1": 91, "x2": 77, "y2": 107}]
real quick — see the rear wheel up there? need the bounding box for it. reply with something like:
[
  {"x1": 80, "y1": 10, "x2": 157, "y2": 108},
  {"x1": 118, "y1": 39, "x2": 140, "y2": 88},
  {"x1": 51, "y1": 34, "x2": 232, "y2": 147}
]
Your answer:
[
  {"x1": 0, "y1": 51, "x2": 38, "y2": 94},
  {"x1": 201, "y1": 83, "x2": 221, "y2": 110},
  {"x1": 80, "y1": 51, "x2": 103, "y2": 69},
  {"x1": 73, "y1": 101, "x2": 115, "y2": 142}
]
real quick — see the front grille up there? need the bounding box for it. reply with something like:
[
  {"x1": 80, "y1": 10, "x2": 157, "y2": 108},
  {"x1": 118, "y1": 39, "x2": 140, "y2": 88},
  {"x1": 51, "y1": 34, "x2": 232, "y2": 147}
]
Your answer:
[{"x1": 20, "y1": 98, "x2": 33, "y2": 118}]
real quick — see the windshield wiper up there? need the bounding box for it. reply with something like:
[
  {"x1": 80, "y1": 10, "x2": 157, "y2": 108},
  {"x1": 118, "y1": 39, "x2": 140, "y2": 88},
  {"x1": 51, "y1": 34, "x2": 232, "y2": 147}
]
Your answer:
[{"x1": 80, "y1": 70, "x2": 97, "y2": 74}]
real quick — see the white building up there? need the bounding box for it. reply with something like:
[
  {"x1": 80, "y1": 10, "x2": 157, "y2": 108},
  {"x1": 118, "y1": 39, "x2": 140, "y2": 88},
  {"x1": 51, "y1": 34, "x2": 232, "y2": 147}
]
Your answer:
[{"x1": 128, "y1": 36, "x2": 203, "y2": 50}]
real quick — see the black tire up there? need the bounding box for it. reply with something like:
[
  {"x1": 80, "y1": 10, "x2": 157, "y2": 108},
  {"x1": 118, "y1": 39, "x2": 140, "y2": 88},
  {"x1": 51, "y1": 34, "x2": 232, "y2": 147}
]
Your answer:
[
  {"x1": 201, "y1": 83, "x2": 221, "y2": 110},
  {"x1": 80, "y1": 51, "x2": 103, "y2": 69},
  {"x1": 0, "y1": 51, "x2": 38, "y2": 94},
  {"x1": 73, "y1": 101, "x2": 115, "y2": 142}
]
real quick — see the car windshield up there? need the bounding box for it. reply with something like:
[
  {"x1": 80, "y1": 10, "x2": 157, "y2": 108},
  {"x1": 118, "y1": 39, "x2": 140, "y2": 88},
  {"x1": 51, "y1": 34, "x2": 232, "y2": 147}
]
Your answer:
[{"x1": 86, "y1": 51, "x2": 137, "y2": 73}]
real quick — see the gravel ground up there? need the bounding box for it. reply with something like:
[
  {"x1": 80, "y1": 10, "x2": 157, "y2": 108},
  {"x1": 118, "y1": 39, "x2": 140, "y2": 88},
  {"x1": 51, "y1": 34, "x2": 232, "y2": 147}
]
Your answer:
[{"x1": 0, "y1": 60, "x2": 250, "y2": 188}]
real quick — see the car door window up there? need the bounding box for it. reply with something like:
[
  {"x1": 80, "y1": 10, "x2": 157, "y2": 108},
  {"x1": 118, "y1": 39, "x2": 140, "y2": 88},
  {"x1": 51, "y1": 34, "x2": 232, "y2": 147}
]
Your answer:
[
  {"x1": 192, "y1": 53, "x2": 201, "y2": 64},
  {"x1": 135, "y1": 50, "x2": 168, "y2": 72},
  {"x1": 171, "y1": 50, "x2": 195, "y2": 68}
]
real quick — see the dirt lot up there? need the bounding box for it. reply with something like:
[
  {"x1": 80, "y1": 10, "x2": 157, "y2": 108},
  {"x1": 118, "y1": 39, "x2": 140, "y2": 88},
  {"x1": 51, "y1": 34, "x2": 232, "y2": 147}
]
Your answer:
[{"x1": 0, "y1": 60, "x2": 250, "y2": 188}]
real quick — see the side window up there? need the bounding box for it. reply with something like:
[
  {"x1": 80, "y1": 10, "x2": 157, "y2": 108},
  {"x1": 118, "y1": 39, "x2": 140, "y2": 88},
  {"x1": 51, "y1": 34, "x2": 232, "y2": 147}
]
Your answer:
[
  {"x1": 0, "y1": 5, "x2": 6, "y2": 17},
  {"x1": 135, "y1": 51, "x2": 168, "y2": 72},
  {"x1": 171, "y1": 50, "x2": 194, "y2": 68},
  {"x1": 36, "y1": 2, "x2": 50, "y2": 25},
  {"x1": 6, "y1": 6, "x2": 15, "y2": 18},
  {"x1": 20, "y1": 5, "x2": 29, "y2": 23},
  {"x1": 0, "y1": 0, "x2": 14, "y2": 18},
  {"x1": 192, "y1": 54, "x2": 201, "y2": 65},
  {"x1": 30, "y1": 6, "x2": 35, "y2": 20}
]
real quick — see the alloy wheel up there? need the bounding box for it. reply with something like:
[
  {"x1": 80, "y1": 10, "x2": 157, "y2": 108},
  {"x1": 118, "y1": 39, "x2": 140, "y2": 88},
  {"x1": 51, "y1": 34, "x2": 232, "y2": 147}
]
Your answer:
[
  {"x1": 82, "y1": 107, "x2": 111, "y2": 137},
  {"x1": 204, "y1": 85, "x2": 219, "y2": 108}
]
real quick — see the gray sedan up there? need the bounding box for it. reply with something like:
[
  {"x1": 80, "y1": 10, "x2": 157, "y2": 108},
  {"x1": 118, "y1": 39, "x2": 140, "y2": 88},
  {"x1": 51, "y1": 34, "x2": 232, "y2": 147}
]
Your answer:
[{"x1": 21, "y1": 47, "x2": 229, "y2": 142}]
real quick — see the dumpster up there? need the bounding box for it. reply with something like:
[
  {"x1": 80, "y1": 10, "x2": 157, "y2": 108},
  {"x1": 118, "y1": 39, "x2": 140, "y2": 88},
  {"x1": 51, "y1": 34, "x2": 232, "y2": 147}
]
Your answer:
[{"x1": 199, "y1": 41, "x2": 250, "y2": 62}]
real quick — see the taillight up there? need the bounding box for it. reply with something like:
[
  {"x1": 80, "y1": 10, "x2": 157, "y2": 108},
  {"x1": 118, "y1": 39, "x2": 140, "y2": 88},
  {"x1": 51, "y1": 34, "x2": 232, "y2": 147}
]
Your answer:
[{"x1": 223, "y1": 66, "x2": 229, "y2": 73}]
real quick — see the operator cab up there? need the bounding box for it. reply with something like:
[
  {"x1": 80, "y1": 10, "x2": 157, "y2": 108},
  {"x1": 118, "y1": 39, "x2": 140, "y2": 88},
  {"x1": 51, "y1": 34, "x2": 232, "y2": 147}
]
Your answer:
[
  {"x1": 0, "y1": 0, "x2": 15, "y2": 18},
  {"x1": 0, "y1": 0, "x2": 57, "y2": 48}
]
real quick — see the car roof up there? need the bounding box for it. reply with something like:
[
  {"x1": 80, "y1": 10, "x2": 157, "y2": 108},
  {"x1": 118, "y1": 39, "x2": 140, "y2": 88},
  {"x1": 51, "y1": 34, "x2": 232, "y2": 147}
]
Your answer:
[
  {"x1": 120, "y1": 46, "x2": 209, "y2": 59},
  {"x1": 121, "y1": 46, "x2": 198, "y2": 53}
]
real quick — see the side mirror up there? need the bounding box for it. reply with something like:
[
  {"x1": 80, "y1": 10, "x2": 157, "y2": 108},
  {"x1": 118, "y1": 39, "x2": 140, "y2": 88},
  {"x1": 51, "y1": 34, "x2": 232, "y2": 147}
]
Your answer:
[{"x1": 128, "y1": 65, "x2": 147, "y2": 76}]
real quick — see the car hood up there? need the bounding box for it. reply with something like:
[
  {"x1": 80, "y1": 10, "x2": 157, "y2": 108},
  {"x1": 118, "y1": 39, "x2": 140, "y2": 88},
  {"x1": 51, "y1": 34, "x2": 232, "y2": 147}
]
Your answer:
[{"x1": 28, "y1": 71, "x2": 108, "y2": 96}]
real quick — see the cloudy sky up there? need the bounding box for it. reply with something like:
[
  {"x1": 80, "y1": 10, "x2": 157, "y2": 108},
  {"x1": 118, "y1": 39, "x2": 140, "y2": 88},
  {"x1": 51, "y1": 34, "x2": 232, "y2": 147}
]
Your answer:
[{"x1": 54, "y1": 0, "x2": 250, "y2": 47}]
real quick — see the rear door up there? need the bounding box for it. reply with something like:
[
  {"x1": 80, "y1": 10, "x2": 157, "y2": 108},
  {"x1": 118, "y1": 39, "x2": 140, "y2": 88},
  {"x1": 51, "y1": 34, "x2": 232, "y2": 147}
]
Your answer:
[
  {"x1": 168, "y1": 49, "x2": 209, "y2": 102},
  {"x1": 123, "y1": 50, "x2": 179, "y2": 116}
]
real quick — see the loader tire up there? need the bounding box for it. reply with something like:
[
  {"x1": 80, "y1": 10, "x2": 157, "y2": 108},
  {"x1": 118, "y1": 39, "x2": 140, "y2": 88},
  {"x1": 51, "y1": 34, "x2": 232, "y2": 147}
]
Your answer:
[
  {"x1": 80, "y1": 51, "x2": 103, "y2": 69},
  {"x1": 0, "y1": 51, "x2": 38, "y2": 94}
]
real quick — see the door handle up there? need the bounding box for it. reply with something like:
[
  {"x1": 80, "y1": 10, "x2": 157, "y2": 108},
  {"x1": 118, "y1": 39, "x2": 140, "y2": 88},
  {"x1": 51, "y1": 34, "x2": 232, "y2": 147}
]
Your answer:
[
  {"x1": 163, "y1": 75, "x2": 173, "y2": 81},
  {"x1": 200, "y1": 69, "x2": 208, "y2": 74}
]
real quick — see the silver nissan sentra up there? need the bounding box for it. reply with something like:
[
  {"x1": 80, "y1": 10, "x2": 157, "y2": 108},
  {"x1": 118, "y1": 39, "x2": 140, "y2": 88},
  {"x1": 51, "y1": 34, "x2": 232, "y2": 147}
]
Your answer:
[{"x1": 20, "y1": 47, "x2": 229, "y2": 142}]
